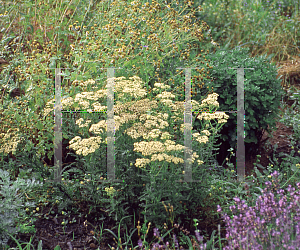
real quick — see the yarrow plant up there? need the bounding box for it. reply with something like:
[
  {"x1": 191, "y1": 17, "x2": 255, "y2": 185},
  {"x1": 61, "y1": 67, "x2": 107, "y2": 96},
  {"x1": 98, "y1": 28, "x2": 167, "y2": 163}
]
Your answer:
[{"x1": 43, "y1": 75, "x2": 229, "y2": 231}]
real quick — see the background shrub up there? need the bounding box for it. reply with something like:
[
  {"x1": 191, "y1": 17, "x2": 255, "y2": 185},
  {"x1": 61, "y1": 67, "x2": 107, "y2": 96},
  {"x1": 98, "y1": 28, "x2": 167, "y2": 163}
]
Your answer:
[{"x1": 193, "y1": 46, "x2": 287, "y2": 167}]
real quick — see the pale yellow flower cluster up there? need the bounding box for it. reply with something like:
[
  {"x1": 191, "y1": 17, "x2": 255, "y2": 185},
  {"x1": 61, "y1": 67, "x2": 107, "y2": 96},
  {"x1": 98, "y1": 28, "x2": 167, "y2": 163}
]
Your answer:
[
  {"x1": 152, "y1": 82, "x2": 171, "y2": 91},
  {"x1": 113, "y1": 75, "x2": 147, "y2": 99},
  {"x1": 68, "y1": 135, "x2": 104, "y2": 156},
  {"x1": 0, "y1": 128, "x2": 24, "y2": 155},
  {"x1": 89, "y1": 120, "x2": 107, "y2": 134},
  {"x1": 199, "y1": 92, "x2": 219, "y2": 107},
  {"x1": 104, "y1": 186, "x2": 116, "y2": 196},
  {"x1": 193, "y1": 93, "x2": 229, "y2": 123},
  {"x1": 133, "y1": 140, "x2": 185, "y2": 157},
  {"x1": 42, "y1": 75, "x2": 229, "y2": 171},
  {"x1": 185, "y1": 152, "x2": 201, "y2": 165},
  {"x1": 43, "y1": 79, "x2": 109, "y2": 116},
  {"x1": 124, "y1": 90, "x2": 228, "y2": 169},
  {"x1": 197, "y1": 112, "x2": 229, "y2": 124},
  {"x1": 76, "y1": 118, "x2": 92, "y2": 128},
  {"x1": 192, "y1": 131, "x2": 210, "y2": 144},
  {"x1": 150, "y1": 153, "x2": 184, "y2": 164}
]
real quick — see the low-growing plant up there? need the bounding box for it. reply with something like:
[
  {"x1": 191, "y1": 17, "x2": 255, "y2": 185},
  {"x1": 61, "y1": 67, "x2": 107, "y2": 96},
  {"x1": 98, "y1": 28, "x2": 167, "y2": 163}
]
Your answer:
[
  {"x1": 0, "y1": 169, "x2": 42, "y2": 248},
  {"x1": 201, "y1": 144, "x2": 300, "y2": 222},
  {"x1": 216, "y1": 170, "x2": 300, "y2": 249},
  {"x1": 133, "y1": 167, "x2": 300, "y2": 249},
  {"x1": 1, "y1": 232, "x2": 42, "y2": 250}
]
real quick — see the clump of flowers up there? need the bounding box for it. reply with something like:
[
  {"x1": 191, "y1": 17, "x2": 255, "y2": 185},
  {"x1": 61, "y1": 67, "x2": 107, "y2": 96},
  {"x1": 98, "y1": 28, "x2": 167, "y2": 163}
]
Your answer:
[
  {"x1": 217, "y1": 170, "x2": 300, "y2": 249},
  {"x1": 42, "y1": 75, "x2": 230, "y2": 231}
]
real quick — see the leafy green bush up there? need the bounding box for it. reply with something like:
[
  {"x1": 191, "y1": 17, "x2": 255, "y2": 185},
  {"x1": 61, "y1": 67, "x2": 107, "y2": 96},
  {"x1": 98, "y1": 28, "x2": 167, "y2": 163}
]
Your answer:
[{"x1": 194, "y1": 46, "x2": 286, "y2": 159}]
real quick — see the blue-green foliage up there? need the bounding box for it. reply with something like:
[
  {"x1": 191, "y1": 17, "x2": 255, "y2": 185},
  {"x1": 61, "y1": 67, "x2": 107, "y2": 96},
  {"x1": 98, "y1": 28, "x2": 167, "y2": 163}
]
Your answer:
[{"x1": 0, "y1": 169, "x2": 42, "y2": 247}]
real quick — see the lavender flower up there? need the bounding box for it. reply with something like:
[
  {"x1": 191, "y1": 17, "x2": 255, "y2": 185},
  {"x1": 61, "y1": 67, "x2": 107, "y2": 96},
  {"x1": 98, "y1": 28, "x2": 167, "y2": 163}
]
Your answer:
[{"x1": 216, "y1": 170, "x2": 300, "y2": 249}]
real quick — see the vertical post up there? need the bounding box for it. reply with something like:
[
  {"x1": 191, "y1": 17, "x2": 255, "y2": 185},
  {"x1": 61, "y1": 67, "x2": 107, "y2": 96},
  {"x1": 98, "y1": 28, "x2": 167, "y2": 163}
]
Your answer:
[
  {"x1": 236, "y1": 68, "x2": 245, "y2": 183},
  {"x1": 49, "y1": 67, "x2": 123, "y2": 184},
  {"x1": 97, "y1": 67, "x2": 122, "y2": 183},
  {"x1": 53, "y1": 67, "x2": 70, "y2": 183},
  {"x1": 174, "y1": 67, "x2": 253, "y2": 184},
  {"x1": 48, "y1": 65, "x2": 252, "y2": 184},
  {"x1": 229, "y1": 67, "x2": 254, "y2": 182},
  {"x1": 175, "y1": 68, "x2": 202, "y2": 183},
  {"x1": 105, "y1": 68, "x2": 120, "y2": 182}
]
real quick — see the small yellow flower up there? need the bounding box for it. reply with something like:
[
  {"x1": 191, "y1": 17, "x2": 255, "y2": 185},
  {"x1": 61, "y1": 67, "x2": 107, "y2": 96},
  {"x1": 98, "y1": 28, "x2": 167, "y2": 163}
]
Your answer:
[{"x1": 105, "y1": 186, "x2": 116, "y2": 196}]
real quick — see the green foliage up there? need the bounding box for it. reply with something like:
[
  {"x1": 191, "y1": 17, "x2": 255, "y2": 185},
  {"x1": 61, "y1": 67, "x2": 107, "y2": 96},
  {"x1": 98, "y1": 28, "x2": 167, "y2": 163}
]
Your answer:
[
  {"x1": 15, "y1": 0, "x2": 220, "y2": 227},
  {"x1": 0, "y1": 0, "x2": 218, "y2": 174},
  {"x1": 0, "y1": 169, "x2": 42, "y2": 247},
  {"x1": 64, "y1": 0, "x2": 217, "y2": 95},
  {"x1": 0, "y1": 0, "x2": 300, "y2": 249},
  {"x1": 200, "y1": 0, "x2": 300, "y2": 63},
  {"x1": 195, "y1": 46, "x2": 286, "y2": 156},
  {"x1": 17, "y1": 223, "x2": 36, "y2": 235},
  {"x1": 277, "y1": 87, "x2": 300, "y2": 142}
]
